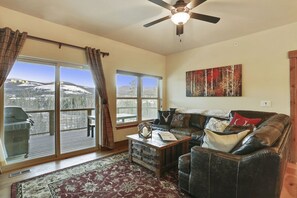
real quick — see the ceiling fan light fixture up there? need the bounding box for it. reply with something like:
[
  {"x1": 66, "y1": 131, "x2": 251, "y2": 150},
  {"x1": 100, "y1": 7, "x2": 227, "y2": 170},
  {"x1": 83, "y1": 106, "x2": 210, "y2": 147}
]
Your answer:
[{"x1": 171, "y1": 11, "x2": 190, "y2": 25}]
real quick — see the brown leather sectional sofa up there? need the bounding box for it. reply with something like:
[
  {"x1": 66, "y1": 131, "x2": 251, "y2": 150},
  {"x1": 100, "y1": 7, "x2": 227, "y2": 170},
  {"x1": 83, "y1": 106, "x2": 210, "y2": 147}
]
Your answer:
[{"x1": 153, "y1": 110, "x2": 292, "y2": 198}]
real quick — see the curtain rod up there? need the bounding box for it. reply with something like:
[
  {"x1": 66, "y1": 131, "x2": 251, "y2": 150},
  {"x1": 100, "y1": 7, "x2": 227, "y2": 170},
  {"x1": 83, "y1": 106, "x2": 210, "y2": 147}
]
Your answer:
[{"x1": 27, "y1": 35, "x2": 110, "y2": 57}]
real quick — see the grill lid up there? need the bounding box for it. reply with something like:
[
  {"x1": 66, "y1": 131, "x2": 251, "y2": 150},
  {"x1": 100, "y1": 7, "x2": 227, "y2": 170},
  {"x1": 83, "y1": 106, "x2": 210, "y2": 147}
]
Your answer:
[{"x1": 4, "y1": 106, "x2": 29, "y2": 123}]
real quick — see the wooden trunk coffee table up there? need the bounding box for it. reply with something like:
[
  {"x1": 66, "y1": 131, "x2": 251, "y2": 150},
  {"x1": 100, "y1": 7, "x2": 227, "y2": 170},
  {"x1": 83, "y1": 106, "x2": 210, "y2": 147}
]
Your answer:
[{"x1": 127, "y1": 131, "x2": 191, "y2": 178}]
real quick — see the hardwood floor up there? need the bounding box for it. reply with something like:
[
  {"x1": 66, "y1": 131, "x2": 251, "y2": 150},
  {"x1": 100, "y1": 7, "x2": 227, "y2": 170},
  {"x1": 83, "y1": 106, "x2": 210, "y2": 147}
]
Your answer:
[
  {"x1": 281, "y1": 162, "x2": 297, "y2": 198},
  {"x1": 0, "y1": 147, "x2": 297, "y2": 198}
]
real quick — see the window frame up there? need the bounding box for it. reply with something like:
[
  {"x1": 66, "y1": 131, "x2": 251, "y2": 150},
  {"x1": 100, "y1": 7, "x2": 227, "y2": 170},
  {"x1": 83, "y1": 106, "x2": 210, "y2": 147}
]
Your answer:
[{"x1": 116, "y1": 70, "x2": 162, "y2": 127}]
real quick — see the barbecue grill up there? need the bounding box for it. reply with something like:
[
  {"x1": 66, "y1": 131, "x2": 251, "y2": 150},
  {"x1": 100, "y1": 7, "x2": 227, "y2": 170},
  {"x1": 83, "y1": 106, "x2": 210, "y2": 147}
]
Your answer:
[{"x1": 4, "y1": 106, "x2": 33, "y2": 158}]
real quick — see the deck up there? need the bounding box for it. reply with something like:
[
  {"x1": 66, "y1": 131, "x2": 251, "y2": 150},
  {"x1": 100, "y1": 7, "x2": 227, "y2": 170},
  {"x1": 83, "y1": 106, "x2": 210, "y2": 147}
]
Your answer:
[{"x1": 6, "y1": 128, "x2": 96, "y2": 164}]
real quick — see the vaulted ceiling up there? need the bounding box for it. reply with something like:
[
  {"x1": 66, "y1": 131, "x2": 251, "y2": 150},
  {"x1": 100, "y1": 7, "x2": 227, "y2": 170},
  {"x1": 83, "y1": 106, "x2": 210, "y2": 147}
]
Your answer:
[{"x1": 1, "y1": 0, "x2": 297, "y2": 55}]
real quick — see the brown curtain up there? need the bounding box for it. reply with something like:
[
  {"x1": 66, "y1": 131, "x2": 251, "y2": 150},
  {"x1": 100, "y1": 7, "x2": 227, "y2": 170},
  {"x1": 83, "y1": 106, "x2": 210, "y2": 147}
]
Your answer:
[
  {"x1": 85, "y1": 47, "x2": 114, "y2": 149},
  {"x1": 0, "y1": 27, "x2": 27, "y2": 88},
  {"x1": 0, "y1": 27, "x2": 27, "y2": 171}
]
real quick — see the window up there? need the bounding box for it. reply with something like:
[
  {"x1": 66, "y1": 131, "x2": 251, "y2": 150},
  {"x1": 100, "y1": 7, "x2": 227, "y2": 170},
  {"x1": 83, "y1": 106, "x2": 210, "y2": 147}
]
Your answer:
[{"x1": 116, "y1": 70, "x2": 162, "y2": 125}]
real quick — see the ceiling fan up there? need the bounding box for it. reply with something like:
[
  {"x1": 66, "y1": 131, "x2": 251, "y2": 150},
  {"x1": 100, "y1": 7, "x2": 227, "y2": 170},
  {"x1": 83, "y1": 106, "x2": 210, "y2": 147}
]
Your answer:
[{"x1": 144, "y1": 0, "x2": 220, "y2": 36}]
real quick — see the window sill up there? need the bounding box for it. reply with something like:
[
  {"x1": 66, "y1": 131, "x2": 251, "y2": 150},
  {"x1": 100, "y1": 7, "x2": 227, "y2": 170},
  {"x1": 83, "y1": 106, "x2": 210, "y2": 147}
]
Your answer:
[
  {"x1": 116, "y1": 123, "x2": 138, "y2": 130},
  {"x1": 115, "y1": 119, "x2": 154, "y2": 130}
]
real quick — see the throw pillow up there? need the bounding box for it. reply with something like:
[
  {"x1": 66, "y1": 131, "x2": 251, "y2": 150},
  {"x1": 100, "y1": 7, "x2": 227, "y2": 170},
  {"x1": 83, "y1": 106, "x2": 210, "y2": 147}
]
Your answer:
[
  {"x1": 205, "y1": 117, "x2": 230, "y2": 132},
  {"x1": 202, "y1": 129, "x2": 250, "y2": 152},
  {"x1": 158, "y1": 110, "x2": 175, "y2": 125},
  {"x1": 170, "y1": 114, "x2": 185, "y2": 128},
  {"x1": 230, "y1": 112, "x2": 261, "y2": 126},
  {"x1": 170, "y1": 113, "x2": 191, "y2": 128}
]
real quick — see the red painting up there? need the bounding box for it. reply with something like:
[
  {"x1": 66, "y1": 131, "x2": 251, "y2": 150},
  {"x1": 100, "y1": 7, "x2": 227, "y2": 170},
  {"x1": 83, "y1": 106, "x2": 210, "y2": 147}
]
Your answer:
[{"x1": 186, "y1": 64, "x2": 242, "y2": 97}]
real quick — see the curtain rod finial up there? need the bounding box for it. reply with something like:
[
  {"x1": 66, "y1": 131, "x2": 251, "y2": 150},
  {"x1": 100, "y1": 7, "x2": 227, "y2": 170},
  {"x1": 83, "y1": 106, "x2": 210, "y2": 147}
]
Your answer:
[{"x1": 102, "y1": 52, "x2": 109, "y2": 58}]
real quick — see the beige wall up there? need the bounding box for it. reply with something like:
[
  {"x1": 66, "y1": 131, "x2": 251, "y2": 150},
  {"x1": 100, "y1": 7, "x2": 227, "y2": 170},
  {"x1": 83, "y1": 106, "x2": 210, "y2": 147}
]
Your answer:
[
  {"x1": 1, "y1": 5, "x2": 297, "y2": 144},
  {"x1": 166, "y1": 22, "x2": 297, "y2": 115},
  {"x1": 0, "y1": 6, "x2": 166, "y2": 142}
]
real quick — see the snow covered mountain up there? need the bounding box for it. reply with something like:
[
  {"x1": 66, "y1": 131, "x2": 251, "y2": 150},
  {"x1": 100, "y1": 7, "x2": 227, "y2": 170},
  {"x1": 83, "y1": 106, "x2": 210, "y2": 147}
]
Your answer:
[{"x1": 5, "y1": 79, "x2": 94, "y2": 96}]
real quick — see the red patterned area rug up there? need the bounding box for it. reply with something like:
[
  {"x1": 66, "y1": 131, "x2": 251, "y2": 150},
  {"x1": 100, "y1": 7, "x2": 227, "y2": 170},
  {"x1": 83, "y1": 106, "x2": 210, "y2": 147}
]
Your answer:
[{"x1": 11, "y1": 152, "x2": 190, "y2": 198}]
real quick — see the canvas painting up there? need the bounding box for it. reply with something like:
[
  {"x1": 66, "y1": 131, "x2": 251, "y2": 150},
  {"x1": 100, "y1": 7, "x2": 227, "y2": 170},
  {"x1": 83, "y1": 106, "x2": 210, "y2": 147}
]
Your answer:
[{"x1": 186, "y1": 64, "x2": 242, "y2": 97}]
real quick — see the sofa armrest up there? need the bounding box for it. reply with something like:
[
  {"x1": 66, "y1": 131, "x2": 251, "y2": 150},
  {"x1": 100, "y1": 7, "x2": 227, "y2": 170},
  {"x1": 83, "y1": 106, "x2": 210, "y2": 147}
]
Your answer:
[
  {"x1": 189, "y1": 146, "x2": 282, "y2": 198},
  {"x1": 178, "y1": 153, "x2": 191, "y2": 174}
]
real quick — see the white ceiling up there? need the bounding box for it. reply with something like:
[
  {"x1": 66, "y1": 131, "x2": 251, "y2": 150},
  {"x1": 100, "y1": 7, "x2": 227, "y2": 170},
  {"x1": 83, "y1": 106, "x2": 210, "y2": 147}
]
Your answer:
[{"x1": 1, "y1": 0, "x2": 297, "y2": 55}]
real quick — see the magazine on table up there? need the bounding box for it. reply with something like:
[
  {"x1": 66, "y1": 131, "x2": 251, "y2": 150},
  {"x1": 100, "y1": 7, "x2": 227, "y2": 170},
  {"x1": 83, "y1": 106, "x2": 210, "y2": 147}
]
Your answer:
[{"x1": 157, "y1": 131, "x2": 177, "y2": 141}]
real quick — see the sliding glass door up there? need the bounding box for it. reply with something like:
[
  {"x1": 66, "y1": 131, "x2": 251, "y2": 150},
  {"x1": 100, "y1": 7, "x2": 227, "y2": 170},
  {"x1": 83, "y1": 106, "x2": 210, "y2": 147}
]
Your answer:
[
  {"x1": 2, "y1": 59, "x2": 98, "y2": 165},
  {"x1": 60, "y1": 66, "x2": 96, "y2": 154},
  {"x1": 4, "y1": 61, "x2": 56, "y2": 164}
]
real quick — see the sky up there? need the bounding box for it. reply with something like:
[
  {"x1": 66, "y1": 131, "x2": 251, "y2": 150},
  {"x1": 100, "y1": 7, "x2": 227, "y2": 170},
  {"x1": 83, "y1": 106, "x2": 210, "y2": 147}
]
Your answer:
[
  {"x1": 8, "y1": 61, "x2": 95, "y2": 87},
  {"x1": 8, "y1": 61, "x2": 159, "y2": 88}
]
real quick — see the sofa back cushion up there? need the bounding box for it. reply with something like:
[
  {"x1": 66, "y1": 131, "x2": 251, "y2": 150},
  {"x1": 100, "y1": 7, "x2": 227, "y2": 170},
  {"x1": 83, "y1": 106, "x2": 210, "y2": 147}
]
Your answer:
[
  {"x1": 189, "y1": 114, "x2": 207, "y2": 129},
  {"x1": 231, "y1": 114, "x2": 290, "y2": 155}
]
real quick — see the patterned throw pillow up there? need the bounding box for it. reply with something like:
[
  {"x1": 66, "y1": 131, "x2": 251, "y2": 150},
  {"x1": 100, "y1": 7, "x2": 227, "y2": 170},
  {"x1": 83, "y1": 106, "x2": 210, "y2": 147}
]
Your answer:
[
  {"x1": 170, "y1": 113, "x2": 191, "y2": 128},
  {"x1": 230, "y1": 112, "x2": 261, "y2": 126},
  {"x1": 202, "y1": 129, "x2": 250, "y2": 152},
  {"x1": 205, "y1": 117, "x2": 230, "y2": 132},
  {"x1": 158, "y1": 110, "x2": 175, "y2": 125},
  {"x1": 170, "y1": 114, "x2": 185, "y2": 128}
]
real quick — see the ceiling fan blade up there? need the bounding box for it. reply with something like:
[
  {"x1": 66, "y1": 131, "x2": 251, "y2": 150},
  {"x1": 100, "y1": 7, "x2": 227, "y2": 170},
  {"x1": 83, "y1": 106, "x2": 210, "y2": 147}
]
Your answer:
[
  {"x1": 190, "y1": 12, "x2": 220, "y2": 23},
  {"x1": 176, "y1": 24, "x2": 184, "y2": 36},
  {"x1": 144, "y1": 16, "x2": 171, "y2": 27},
  {"x1": 186, "y1": 0, "x2": 206, "y2": 10},
  {"x1": 148, "y1": 0, "x2": 174, "y2": 10}
]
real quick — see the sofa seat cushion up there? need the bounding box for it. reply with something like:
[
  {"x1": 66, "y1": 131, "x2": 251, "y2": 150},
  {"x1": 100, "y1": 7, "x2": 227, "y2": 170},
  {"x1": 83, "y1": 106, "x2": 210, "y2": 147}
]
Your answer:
[
  {"x1": 188, "y1": 130, "x2": 204, "y2": 146},
  {"x1": 178, "y1": 153, "x2": 191, "y2": 174},
  {"x1": 170, "y1": 127, "x2": 200, "y2": 136},
  {"x1": 151, "y1": 124, "x2": 170, "y2": 131},
  {"x1": 202, "y1": 129, "x2": 250, "y2": 152}
]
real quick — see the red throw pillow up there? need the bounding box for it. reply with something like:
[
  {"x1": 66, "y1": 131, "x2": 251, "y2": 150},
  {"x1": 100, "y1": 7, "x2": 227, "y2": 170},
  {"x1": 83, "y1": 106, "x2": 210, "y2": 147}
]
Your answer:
[{"x1": 230, "y1": 112, "x2": 262, "y2": 126}]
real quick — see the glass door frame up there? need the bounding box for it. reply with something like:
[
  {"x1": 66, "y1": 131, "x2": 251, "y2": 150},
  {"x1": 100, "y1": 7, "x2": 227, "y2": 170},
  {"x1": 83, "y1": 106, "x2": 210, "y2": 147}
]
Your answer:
[{"x1": 0, "y1": 56, "x2": 100, "y2": 172}]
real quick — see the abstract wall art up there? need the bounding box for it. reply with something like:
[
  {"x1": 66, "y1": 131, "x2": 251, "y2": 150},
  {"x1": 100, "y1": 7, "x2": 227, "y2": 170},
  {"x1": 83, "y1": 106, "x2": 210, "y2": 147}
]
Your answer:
[{"x1": 186, "y1": 64, "x2": 242, "y2": 97}]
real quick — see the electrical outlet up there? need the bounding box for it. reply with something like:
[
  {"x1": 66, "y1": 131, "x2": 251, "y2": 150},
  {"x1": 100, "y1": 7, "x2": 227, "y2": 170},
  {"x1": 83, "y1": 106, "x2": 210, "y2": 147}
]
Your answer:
[{"x1": 260, "y1": 100, "x2": 271, "y2": 107}]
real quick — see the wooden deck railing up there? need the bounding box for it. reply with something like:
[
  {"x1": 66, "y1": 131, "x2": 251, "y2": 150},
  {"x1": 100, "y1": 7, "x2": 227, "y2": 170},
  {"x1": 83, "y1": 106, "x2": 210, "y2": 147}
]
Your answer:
[{"x1": 25, "y1": 108, "x2": 95, "y2": 136}]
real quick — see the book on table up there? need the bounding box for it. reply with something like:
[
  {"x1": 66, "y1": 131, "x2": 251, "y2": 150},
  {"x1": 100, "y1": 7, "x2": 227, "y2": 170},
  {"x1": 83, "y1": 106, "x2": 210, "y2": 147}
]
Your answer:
[{"x1": 157, "y1": 131, "x2": 177, "y2": 141}]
